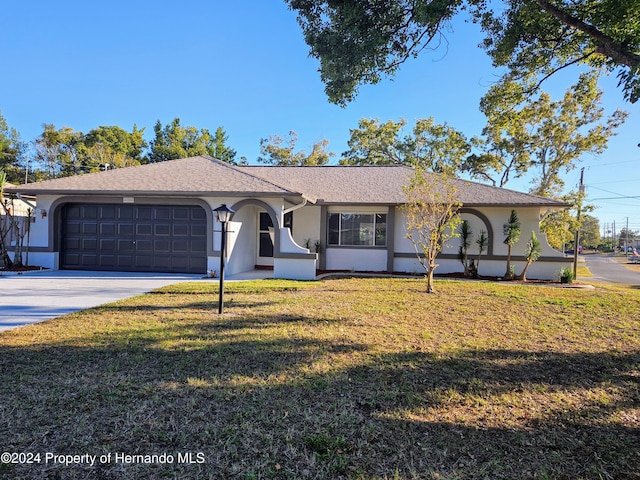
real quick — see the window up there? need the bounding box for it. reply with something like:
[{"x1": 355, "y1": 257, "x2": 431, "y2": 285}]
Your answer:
[{"x1": 328, "y1": 213, "x2": 387, "y2": 246}]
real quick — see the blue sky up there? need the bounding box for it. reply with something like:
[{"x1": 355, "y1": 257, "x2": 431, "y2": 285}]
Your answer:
[{"x1": 1, "y1": 1, "x2": 638, "y2": 234}]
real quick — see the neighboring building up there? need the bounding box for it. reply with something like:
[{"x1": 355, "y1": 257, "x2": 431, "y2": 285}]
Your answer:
[{"x1": 4, "y1": 155, "x2": 570, "y2": 279}]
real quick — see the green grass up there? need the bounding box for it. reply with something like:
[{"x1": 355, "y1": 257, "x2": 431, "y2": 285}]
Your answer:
[{"x1": 1, "y1": 278, "x2": 639, "y2": 479}]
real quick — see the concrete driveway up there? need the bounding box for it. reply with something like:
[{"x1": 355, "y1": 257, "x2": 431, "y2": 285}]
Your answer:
[{"x1": 0, "y1": 270, "x2": 205, "y2": 332}]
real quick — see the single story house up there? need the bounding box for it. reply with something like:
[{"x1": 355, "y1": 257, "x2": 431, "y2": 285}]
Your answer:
[{"x1": 4, "y1": 155, "x2": 571, "y2": 280}]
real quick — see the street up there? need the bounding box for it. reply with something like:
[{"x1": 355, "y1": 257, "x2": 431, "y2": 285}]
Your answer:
[{"x1": 582, "y1": 254, "x2": 640, "y2": 285}]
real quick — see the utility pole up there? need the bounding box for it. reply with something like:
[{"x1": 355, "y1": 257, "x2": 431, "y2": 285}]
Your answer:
[
  {"x1": 573, "y1": 168, "x2": 585, "y2": 279},
  {"x1": 625, "y1": 217, "x2": 629, "y2": 253}
]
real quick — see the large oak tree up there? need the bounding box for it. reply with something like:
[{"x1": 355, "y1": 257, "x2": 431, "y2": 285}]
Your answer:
[{"x1": 286, "y1": 0, "x2": 640, "y2": 105}]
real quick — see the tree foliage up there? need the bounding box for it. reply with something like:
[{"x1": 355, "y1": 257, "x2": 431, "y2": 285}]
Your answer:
[
  {"x1": 258, "y1": 130, "x2": 334, "y2": 166},
  {"x1": 463, "y1": 73, "x2": 627, "y2": 196},
  {"x1": 147, "y1": 118, "x2": 236, "y2": 164},
  {"x1": 516, "y1": 231, "x2": 542, "y2": 281},
  {"x1": 503, "y1": 209, "x2": 521, "y2": 279},
  {"x1": 402, "y1": 167, "x2": 462, "y2": 293},
  {"x1": 540, "y1": 189, "x2": 594, "y2": 251},
  {"x1": 0, "y1": 111, "x2": 26, "y2": 184},
  {"x1": 287, "y1": 0, "x2": 640, "y2": 104},
  {"x1": 33, "y1": 124, "x2": 149, "y2": 178},
  {"x1": 341, "y1": 117, "x2": 471, "y2": 172},
  {"x1": 458, "y1": 219, "x2": 472, "y2": 276}
]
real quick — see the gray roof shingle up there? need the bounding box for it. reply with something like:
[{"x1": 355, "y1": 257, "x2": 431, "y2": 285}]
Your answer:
[
  {"x1": 5, "y1": 156, "x2": 298, "y2": 197},
  {"x1": 5, "y1": 156, "x2": 567, "y2": 207},
  {"x1": 239, "y1": 165, "x2": 567, "y2": 207}
]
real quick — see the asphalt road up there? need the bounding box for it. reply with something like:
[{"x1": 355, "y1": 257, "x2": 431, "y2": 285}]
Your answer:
[{"x1": 582, "y1": 254, "x2": 640, "y2": 286}]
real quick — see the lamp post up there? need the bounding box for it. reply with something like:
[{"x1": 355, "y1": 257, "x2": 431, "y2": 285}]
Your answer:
[{"x1": 214, "y1": 204, "x2": 235, "y2": 314}]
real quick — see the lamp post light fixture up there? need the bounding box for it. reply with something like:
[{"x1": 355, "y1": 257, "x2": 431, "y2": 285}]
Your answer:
[{"x1": 214, "y1": 204, "x2": 235, "y2": 314}]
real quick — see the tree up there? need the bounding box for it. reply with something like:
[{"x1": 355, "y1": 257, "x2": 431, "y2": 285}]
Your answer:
[
  {"x1": 516, "y1": 231, "x2": 543, "y2": 281},
  {"x1": 0, "y1": 170, "x2": 14, "y2": 268},
  {"x1": 475, "y1": 229, "x2": 488, "y2": 274},
  {"x1": 402, "y1": 168, "x2": 462, "y2": 293},
  {"x1": 0, "y1": 111, "x2": 27, "y2": 184},
  {"x1": 33, "y1": 124, "x2": 84, "y2": 178},
  {"x1": 503, "y1": 209, "x2": 521, "y2": 280},
  {"x1": 83, "y1": 125, "x2": 147, "y2": 168},
  {"x1": 581, "y1": 215, "x2": 601, "y2": 249},
  {"x1": 618, "y1": 227, "x2": 639, "y2": 248},
  {"x1": 211, "y1": 127, "x2": 238, "y2": 164},
  {"x1": 258, "y1": 130, "x2": 334, "y2": 165},
  {"x1": 147, "y1": 118, "x2": 235, "y2": 163},
  {"x1": 458, "y1": 220, "x2": 472, "y2": 276},
  {"x1": 341, "y1": 117, "x2": 471, "y2": 172},
  {"x1": 287, "y1": 0, "x2": 640, "y2": 105},
  {"x1": 463, "y1": 73, "x2": 627, "y2": 196},
  {"x1": 540, "y1": 189, "x2": 594, "y2": 251}
]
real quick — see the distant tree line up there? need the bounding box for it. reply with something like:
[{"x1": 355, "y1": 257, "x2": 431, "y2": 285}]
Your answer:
[{"x1": 0, "y1": 116, "x2": 241, "y2": 184}]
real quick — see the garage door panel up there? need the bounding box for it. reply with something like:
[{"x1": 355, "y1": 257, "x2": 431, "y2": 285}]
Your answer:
[
  {"x1": 118, "y1": 223, "x2": 134, "y2": 236},
  {"x1": 155, "y1": 240, "x2": 170, "y2": 252},
  {"x1": 82, "y1": 239, "x2": 98, "y2": 250},
  {"x1": 191, "y1": 239, "x2": 206, "y2": 251},
  {"x1": 81, "y1": 254, "x2": 98, "y2": 266},
  {"x1": 100, "y1": 206, "x2": 116, "y2": 219},
  {"x1": 155, "y1": 224, "x2": 170, "y2": 236},
  {"x1": 117, "y1": 239, "x2": 135, "y2": 251},
  {"x1": 100, "y1": 239, "x2": 116, "y2": 250},
  {"x1": 118, "y1": 206, "x2": 134, "y2": 219},
  {"x1": 136, "y1": 223, "x2": 153, "y2": 235},
  {"x1": 136, "y1": 239, "x2": 153, "y2": 252},
  {"x1": 62, "y1": 204, "x2": 207, "y2": 273},
  {"x1": 99, "y1": 255, "x2": 116, "y2": 266},
  {"x1": 82, "y1": 223, "x2": 98, "y2": 235}
]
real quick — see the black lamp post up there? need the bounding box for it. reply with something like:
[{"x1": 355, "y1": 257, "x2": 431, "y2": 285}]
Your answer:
[{"x1": 214, "y1": 204, "x2": 235, "y2": 314}]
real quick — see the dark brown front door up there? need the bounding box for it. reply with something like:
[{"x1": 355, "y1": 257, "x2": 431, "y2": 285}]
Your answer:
[{"x1": 60, "y1": 203, "x2": 207, "y2": 273}]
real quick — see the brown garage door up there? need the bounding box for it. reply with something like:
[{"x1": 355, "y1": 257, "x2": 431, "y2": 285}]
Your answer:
[{"x1": 61, "y1": 203, "x2": 207, "y2": 273}]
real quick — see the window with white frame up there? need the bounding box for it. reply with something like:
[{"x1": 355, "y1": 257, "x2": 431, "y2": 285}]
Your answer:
[{"x1": 328, "y1": 213, "x2": 387, "y2": 246}]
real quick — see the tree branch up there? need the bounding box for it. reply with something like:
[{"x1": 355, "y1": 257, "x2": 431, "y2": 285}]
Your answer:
[{"x1": 536, "y1": 0, "x2": 640, "y2": 68}]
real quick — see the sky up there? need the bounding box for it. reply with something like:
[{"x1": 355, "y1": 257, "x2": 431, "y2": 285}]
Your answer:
[{"x1": 1, "y1": 1, "x2": 638, "y2": 236}]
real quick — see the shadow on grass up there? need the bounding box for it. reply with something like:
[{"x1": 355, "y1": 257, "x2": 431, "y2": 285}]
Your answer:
[{"x1": 1, "y1": 313, "x2": 638, "y2": 480}]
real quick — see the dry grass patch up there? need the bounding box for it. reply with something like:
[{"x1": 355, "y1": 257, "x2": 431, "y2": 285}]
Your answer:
[{"x1": 1, "y1": 278, "x2": 639, "y2": 479}]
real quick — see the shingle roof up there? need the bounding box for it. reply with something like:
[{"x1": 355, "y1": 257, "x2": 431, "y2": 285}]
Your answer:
[
  {"x1": 239, "y1": 165, "x2": 567, "y2": 207},
  {"x1": 4, "y1": 156, "x2": 567, "y2": 208},
  {"x1": 4, "y1": 156, "x2": 299, "y2": 197}
]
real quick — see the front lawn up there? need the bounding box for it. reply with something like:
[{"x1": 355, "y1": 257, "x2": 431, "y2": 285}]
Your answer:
[{"x1": 1, "y1": 278, "x2": 639, "y2": 479}]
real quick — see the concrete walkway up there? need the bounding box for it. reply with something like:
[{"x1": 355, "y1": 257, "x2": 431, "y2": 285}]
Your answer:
[{"x1": 0, "y1": 269, "x2": 272, "y2": 332}]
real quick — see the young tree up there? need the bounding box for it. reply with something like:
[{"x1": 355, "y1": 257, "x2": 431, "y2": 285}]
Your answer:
[
  {"x1": 503, "y1": 209, "x2": 521, "y2": 280},
  {"x1": 516, "y1": 231, "x2": 543, "y2": 281},
  {"x1": 0, "y1": 170, "x2": 13, "y2": 268},
  {"x1": 475, "y1": 229, "x2": 488, "y2": 274},
  {"x1": 258, "y1": 130, "x2": 334, "y2": 166},
  {"x1": 403, "y1": 168, "x2": 462, "y2": 293},
  {"x1": 341, "y1": 117, "x2": 471, "y2": 173},
  {"x1": 287, "y1": 0, "x2": 640, "y2": 105},
  {"x1": 458, "y1": 220, "x2": 472, "y2": 276}
]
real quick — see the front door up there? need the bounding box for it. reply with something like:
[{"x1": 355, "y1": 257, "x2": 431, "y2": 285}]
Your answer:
[
  {"x1": 256, "y1": 211, "x2": 274, "y2": 267},
  {"x1": 255, "y1": 211, "x2": 293, "y2": 267}
]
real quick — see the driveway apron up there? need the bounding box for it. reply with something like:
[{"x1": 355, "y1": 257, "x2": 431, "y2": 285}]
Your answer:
[{"x1": 0, "y1": 271, "x2": 203, "y2": 332}]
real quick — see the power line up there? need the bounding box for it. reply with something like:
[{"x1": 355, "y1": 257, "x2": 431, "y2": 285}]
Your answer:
[{"x1": 590, "y1": 195, "x2": 640, "y2": 200}]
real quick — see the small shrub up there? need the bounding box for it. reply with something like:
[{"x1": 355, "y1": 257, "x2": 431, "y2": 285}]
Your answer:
[{"x1": 559, "y1": 267, "x2": 575, "y2": 283}]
